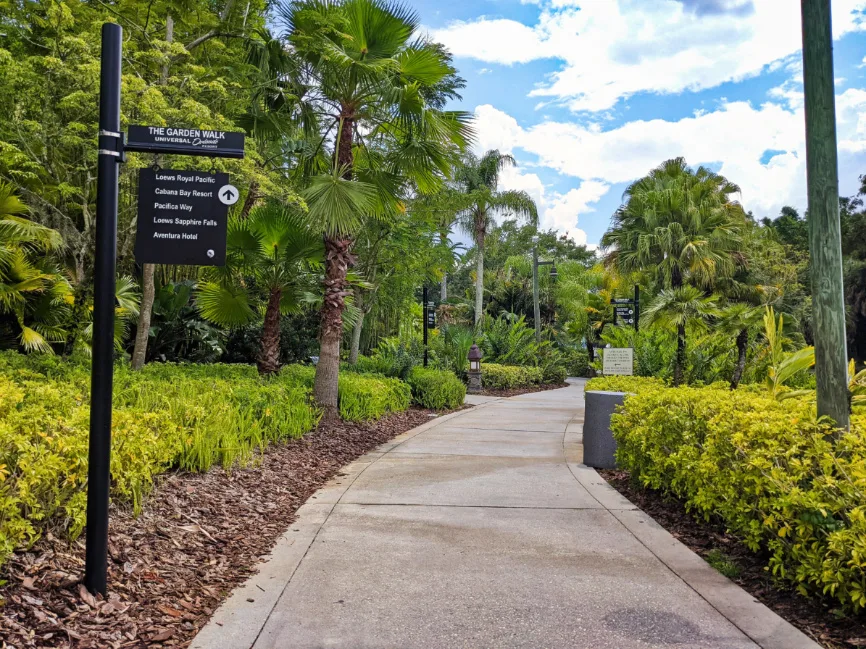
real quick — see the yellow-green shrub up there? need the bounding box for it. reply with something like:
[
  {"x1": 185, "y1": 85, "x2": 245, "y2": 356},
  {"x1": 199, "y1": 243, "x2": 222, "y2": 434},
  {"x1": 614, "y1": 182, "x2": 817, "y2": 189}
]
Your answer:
[
  {"x1": 278, "y1": 364, "x2": 410, "y2": 421},
  {"x1": 481, "y1": 363, "x2": 543, "y2": 389},
  {"x1": 0, "y1": 354, "x2": 323, "y2": 566},
  {"x1": 586, "y1": 376, "x2": 666, "y2": 393},
  {"x1": 408, "y1": 367, "x2": 466, "y2": 410},
  {"x1": 611, "y1": 385, "x2": 866, "y2": 611}
]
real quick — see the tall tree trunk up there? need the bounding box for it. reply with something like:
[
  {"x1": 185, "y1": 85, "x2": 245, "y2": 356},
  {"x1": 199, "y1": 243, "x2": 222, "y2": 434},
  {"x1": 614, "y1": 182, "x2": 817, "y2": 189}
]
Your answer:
[
  {"x1": 314, "y1": 113, "x2": 356, "y2": 415},
  {"x1": 240, "y1": 179, "x2": 259, "y2": 220},
  {"x1": 674, "y1": 323, "x2": 686, "y2": 386},
  {"x1": 730, "y1": 328, "x2": 748, "y2": 390},
  {"x1": 474, "y1": 229, "x2": 485, "y2": 325},
  {"x1": 258, "y1": 287, "x2": 282, "y2": 374},
  {"x1": 132, "y1": 14, "x2": 173, "y2": 371},
  {"x1": 349, "y1": 310, "x2": 364, "y2": 365},
  {"x1": 441, "y1": 273, "x2": 447, "y2": 301},
  {"x1": 131, "y1": 263, "x2": 155, "y2": 369}
]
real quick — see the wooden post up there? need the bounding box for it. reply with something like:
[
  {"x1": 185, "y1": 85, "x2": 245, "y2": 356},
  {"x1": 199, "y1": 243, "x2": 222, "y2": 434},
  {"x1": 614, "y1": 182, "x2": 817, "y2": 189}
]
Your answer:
[{"x1": 801, "y1": 0, "x2": 850, "y2": 429}]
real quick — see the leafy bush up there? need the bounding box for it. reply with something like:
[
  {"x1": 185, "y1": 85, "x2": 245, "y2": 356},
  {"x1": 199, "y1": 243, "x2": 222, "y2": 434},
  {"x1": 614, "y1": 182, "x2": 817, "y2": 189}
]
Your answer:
[
  {"x1": 564, "y1": 349, "x2": 590, "y2": 378},
  {"x1": 0, "y1": 353, "x2": 322, "y2": 565},
  {"x1": 408, "y1": 367, "x2": 466, "y2": 409},
  {"x1": 478, "y1": 313, "x2": 540, "y2": 366},
  {"x1": 279, "y1": 364, "x2": 410, "y2": 421},
  {"x1": 369, "y1": 335, "x2": 424, "y2": 381},
  {"x1": 542, "y1": 364, "x2": 567, "y2": 385},
  {"x1": 611, "y1": 385, "x2": 866, "y2": 612},
  {"x1": 586, "y1": 376, "x2": 666, "y2": 393},
  {"x1": 481, "y1": 363, "x2": 543, "y2": 389},
  {"x1": 430, "y1": 324, "x2": 474, "y2": 376}
]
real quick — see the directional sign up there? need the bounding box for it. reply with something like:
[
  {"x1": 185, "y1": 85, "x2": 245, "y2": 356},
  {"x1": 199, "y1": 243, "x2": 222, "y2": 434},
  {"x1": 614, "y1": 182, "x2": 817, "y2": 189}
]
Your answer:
[
  {"x1": 611, "y1": 298, "x2": 634, "y2": 304},
  {"x1": 134, "y1": 168, "x2": 229, "y2": 266},
  {"x1": 426, "y1": 305, "x2": 436, "y2": 328},
  {"x1": 615, "y1": 306, "x2": 635, "y2": 323},
  {"x1": 126, "y1": 125, "x2": 245, "y2": 159},
  {"x1": 218, "y1": 184, "x2": 239, "y2": 205}
]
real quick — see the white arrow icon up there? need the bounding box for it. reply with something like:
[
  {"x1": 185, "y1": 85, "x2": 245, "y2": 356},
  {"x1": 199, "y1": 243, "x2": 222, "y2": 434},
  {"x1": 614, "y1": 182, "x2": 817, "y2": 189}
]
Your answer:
[{"x1": 218, "y1": 184, "x2": 239, "y2": 206}]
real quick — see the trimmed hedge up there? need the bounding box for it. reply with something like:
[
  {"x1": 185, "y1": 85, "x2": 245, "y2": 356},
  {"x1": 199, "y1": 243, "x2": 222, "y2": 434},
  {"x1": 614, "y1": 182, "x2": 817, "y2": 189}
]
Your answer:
[
  {"x1": 610, "y1": 383, "x2": 866, "y2": 612},
  {"x1": 542, "y1": 364, "x2": 567, "y2": 385},
  {"x1": 408, "y1": 367, "x2": 466, "y2": 410},
  {"x1": 586, "y1": 375, "x2": 666, "y2": 393},
  {"x1": 481, "y1": 363, "x2": 543, "y2": 389}
]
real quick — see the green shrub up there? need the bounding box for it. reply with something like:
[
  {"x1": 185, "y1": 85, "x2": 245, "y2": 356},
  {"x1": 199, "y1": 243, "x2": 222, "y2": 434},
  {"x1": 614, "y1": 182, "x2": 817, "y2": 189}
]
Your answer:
[
  {"x1": 481, "y1": 363, "x2": 542, "y2": 389},
  {"x1": 0, "y1": 353, "x2": 414, "y2": 567},
  {"x1": 350, "y1": 355, "x2": 392, "y2": 376},
  {"x1": 564, "y1": 349, "x2": 590, "y2": 378},
  {"x1": 278, "y1": 364, "x2": 410, "y2": 421},
  {"x1": 408, "y1": 367, "x2": 466, "y2": 409},
  {"x1": 586, "y1": 376, "x2": 666, "y2": 393},
  {"x1": 542, "y1": 364, "x2": 567, "y2": 385},
  {"x1": 611, "y1": 385, "x2": 866, "y2": 612}
]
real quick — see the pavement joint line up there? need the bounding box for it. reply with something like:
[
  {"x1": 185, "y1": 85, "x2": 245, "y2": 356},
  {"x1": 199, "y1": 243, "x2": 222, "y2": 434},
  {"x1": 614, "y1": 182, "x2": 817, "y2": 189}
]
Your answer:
[
  {"x1": 246, "y1": 399, "x2": 507, "y2": 647},
  {"x1": 332, "y1": 502, "x2": 610, "y2": 510}
]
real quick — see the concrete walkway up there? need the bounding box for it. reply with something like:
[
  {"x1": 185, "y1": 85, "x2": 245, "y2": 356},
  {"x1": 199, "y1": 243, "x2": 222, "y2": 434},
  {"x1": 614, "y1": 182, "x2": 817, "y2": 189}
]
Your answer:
[{"x1": 192, "y1": 380, "x2": 818, "y2": 649}]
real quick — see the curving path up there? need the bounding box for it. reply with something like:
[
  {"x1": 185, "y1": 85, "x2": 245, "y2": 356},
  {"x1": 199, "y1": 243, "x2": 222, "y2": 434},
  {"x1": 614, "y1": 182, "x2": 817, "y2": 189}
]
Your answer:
[{"x1": 192, "y1": 379, "x2": 818, "y2": 649}]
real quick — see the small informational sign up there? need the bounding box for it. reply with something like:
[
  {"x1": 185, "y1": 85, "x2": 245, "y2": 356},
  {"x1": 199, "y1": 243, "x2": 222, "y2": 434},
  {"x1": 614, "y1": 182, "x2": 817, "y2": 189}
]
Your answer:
[
  {"x1": 426, "y1": 302, "x2": 436, "y2": 328},
  {"x1": 134, "y1": 168, "x2": 229, "y2": 266},
  {"x1": 603, "y1": 347, "x2": 634, "y2": 376},
  {"x1": 126, "y1": 125, "x2": 245, "y2": 159},
  {"x1": 615, "y1": 305, "x2": 635, "y2": 326}
]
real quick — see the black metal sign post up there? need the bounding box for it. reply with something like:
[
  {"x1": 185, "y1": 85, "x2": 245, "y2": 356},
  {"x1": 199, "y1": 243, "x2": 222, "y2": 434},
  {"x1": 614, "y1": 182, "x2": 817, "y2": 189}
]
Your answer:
[
  {"x1": 85, "y1": 22, "x2": 123, "y2": 597},
  {"x1": 610, "y1": 285, "x2": 640, "y2": 332},
  {"x1": 85, "y1": 23, "x2": 245, "y2": 595},
  {"x1": 423, "y1": 287, "x2": 429, "y2": 367}
]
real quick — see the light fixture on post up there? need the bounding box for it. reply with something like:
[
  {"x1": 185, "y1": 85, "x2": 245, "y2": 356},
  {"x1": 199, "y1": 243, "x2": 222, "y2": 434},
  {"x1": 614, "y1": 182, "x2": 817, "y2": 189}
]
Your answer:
[
  {"x1": 467, "y1": 343, "x2": 482, "y2": 393},
  {"x1": 549, "y1": 262, "x2": 558, "y2": 281}
]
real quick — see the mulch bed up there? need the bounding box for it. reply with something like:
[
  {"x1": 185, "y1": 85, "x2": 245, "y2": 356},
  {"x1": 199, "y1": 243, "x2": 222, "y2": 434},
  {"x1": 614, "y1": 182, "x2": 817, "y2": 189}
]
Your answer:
[
  {"x1": 476, "y1": 382, "x2": 569, "y2": 397},
  {"x1": 598, "y1": 469, "x2": 866, "y2": 649},
  {"x1": 0, "y1": 407, "x2": 439, "y2": 649}
]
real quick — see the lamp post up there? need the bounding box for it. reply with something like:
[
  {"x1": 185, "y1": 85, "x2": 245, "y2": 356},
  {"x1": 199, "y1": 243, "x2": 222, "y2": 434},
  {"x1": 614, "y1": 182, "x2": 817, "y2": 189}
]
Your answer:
[
  {"x1": 467, "y1": 344, "x2": 483, "y2": 393},
  {"x1": 532, "y1": 236, "x2": 557, "y2": 342}
]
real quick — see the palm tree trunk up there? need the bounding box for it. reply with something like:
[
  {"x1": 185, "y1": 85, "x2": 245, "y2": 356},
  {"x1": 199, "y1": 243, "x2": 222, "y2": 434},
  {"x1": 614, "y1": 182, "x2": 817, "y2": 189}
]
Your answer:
[
  {"x1": 674, "y1": 323, "x2": 686, "y2": 386},
  {"x1": 314, "y1": 235, "x2": 354, "y2": 413},
  {"x1": 258, "y1": 287, "x2": 282, "y2": 374},
  {"x1": 240, "y1": 180, "x2": 259, "y2": 220},
  {"x1": 349, "y1": 310, "x2": 364, "y2": 365},
  {"x1": 441, "y1": 273, "x2": 447, "y2": 301},
  {"x1": 730, "y1": 328, "x2": 748, "y2": 389},
  {"x1": 474, "y1": 229, "x2": 485, "y2": 325},
  {"x1": 314, "y1": 112, "x2": 356, "y2": 416},
  {"x1": 131, "y1": 263, "x2": 155, "y2": 370}
]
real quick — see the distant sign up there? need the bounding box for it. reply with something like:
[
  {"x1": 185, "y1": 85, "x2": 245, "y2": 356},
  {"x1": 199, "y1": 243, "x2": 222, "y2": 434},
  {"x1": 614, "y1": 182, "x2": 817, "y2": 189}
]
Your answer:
[
  {"x1": 134, "y1": 168, "x2": 229, "y2": 266},
  {"x1": 603, "y1": 347, "x2": 634, "y2": 376},
  {"x1": 126, "y1": 125, "x2": 245, "y2": 159},
  {"x1": 615, "y1": 305, "x2": 635, "y2": 325},
  {"x1": 426, "y1": 302, "x2": 436, "y2": 328}
]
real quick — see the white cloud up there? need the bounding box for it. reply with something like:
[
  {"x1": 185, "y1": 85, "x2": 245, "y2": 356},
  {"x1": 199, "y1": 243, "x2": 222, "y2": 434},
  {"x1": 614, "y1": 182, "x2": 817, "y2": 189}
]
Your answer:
[
  {"x1": 494, "y1": 164, "x2": 606, "y2": 247},
  {"x1": 433, "y1": 0, "x2": 866, "y2": 112},
  {"x1": 473, "y1": 89, "x2": 866, "y2": 239}
]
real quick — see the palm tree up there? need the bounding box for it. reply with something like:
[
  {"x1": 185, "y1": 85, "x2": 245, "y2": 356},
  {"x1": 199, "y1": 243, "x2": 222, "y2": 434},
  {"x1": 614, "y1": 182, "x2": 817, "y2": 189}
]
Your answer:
[
  {"x1": 276, "y1": 0, "x2": 472, "y2": 413},
  {"x1": 0, "y1": 181, "x2": 72, "y2": 352},
  {"x1": 642, "y1": 286, "x2": 718, "y2": 386},
  {"x1": 454, "y1": 150, "x2": 538, "y2": 324},
  {"x1": 198, "y1": 203, "x2": 323, "y2": 374},
  {"x1": 602, "y1": 157, "x2": 744, "y2": 291},
  {"x1": 716, "y1": 301, "x2": 764, "y2": 389}
]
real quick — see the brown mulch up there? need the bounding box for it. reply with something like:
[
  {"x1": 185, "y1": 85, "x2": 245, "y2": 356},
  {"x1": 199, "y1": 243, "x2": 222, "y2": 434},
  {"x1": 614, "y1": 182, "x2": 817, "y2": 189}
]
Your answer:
[
  {"x1": 0, "y1": 407, "x2": 439, "y2": 649},
  {"x1": 598, "y1": 469, "x2": 866, "y2": 649},
  {"x1": 476, "y1": 382, "x2": 569, "y2": 397}
]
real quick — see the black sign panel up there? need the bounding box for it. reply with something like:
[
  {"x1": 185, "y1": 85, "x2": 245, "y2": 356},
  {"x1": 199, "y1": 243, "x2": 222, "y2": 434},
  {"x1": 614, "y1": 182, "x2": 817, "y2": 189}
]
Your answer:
[
  {"x1": 126, "y1": 125, "x2": 245, "y2": 159},
  {"x1": 615, "y1": 305, "x2": 635, "y2": 325},
  {"x1": 134, "y1": 169, "x2": 231, "y2": 266},
  {"x1": 611, "y1": 298, "x2": 634, "y2": 304},
  {"x1": 426, "y1": 302, "x2": 436, "y2": 328}
]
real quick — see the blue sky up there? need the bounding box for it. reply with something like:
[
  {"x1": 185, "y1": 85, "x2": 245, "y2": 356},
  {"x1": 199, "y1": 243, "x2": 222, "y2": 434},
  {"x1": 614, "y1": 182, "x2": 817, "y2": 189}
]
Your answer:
[{"x1": 415, "y1": 0, "x2": 866, "y2": 248}]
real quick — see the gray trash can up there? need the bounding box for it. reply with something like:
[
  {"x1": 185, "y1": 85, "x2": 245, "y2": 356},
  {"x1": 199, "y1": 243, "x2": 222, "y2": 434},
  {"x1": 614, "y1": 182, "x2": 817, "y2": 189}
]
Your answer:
[{"x1": 583, "y1": 391, "x2": 626, "y2": 469}]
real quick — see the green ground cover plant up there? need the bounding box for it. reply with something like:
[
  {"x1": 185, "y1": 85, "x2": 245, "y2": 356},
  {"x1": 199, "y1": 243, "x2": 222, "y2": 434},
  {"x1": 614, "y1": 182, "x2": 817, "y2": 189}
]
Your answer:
[
  {"x1": 0, "y1": 352, "x2": 415, "y2": 566},
  {"x1": 407, "y1": 368, "x2": 466, "y2": 410},
  {"x1": 602, "y1": 380, "x2": 866, "y2": 612},
  {"x1": 481, "y1": 363, "x2": 543, "y2": 389}
]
